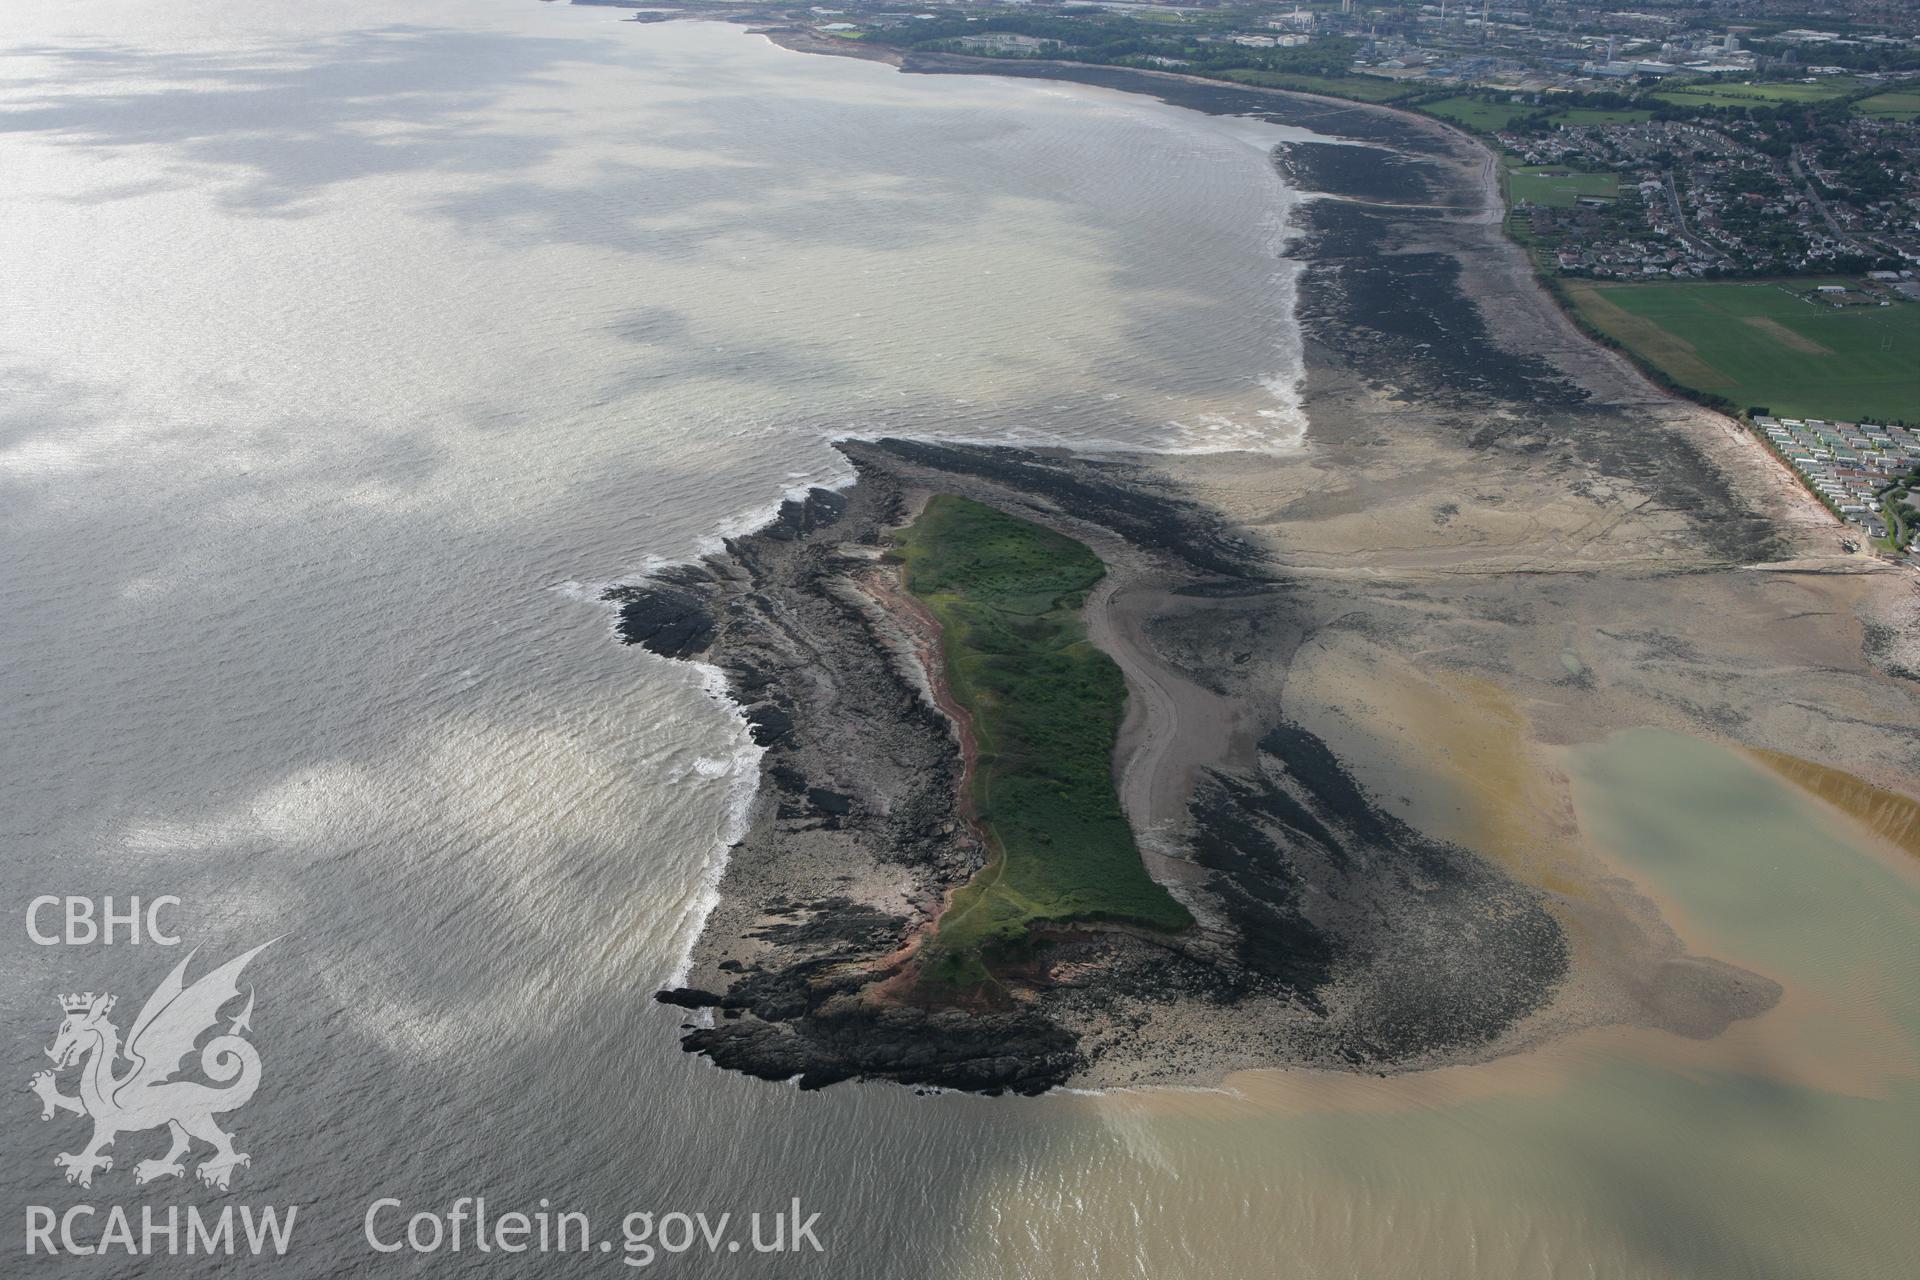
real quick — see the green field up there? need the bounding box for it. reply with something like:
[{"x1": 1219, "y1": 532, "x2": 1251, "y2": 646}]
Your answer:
[
  {"x1": 1507, "y1": 164, "x2": 1620, "y2": 208},
  {"x1": 1855, "y1": 90, "x2": 1920, "y2": 121},
  {"x1": 1557, "y1": 106, "x2": 1654, "y2": 126},
  {"x1": 1654, "y1": 79, "x2": 1858, "y2": 109},
  {"x1": 1564, "y1": 279, "x2": 1920, "y2": 422},
  {"x1": 893, "y1": 496, "x2": 1190, "y2": 989},
  {"x1": 1419, "y1": 94, "x2": 1539, "y2": 131},
  {"x1": 1421, "y1": 97, "x2": 1651, "y2": 133},
  {"x1": 1216, "y1": 68, "x2": 1413, "y2": 102}
]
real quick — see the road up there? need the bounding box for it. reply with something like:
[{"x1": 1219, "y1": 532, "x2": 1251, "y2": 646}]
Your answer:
[
  {"x1": 1662, "y1": 169, "x2": 1722, "y2": 262},
  {"x1": 1790, "y1": 150, "x2": 1866, "y2": 254}
]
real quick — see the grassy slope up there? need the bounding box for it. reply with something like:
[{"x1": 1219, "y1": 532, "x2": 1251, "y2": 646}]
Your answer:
[
  {"x1": 894, "y1": 496, "x2": 1190, "y2": 988},
  {"x1": 1562, "y1": 280, "x2": 1920, "y2": 422}
]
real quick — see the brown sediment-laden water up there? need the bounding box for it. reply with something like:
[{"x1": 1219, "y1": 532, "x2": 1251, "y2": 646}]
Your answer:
[{"x1": 7, "y1": 6, "x2": 1920, "y2": 1277}]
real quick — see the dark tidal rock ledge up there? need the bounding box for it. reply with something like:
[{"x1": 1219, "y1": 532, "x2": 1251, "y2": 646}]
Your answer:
[
  {"x1": 886, "y1": 52, "x2": 1780, "y2": 564},
  {"x1": 611, "y1": 441, "x2": 1574, "y2": 1093},
  {"x1": 588, "y1": 34, "x2": 1803, "y2": 1092}
]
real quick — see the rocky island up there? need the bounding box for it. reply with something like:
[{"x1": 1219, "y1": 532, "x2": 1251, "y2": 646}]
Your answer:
[{"x1": 612, "y1": 53, "x2": 1920, "y2": 1094}]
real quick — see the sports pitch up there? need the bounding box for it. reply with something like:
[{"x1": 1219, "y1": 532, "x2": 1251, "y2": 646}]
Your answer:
[
  {"x1": 1564, "y1": 279, "x2": 1920, "y2": 423},
  {"x1": 1507, "y1": 165, "x2": 1620, "y2": 208}
]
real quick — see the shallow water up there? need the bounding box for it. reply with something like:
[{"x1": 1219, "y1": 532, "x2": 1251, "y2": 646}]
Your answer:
[
  {"x1": 963, "y1": 730, "x2": 1920, "y2": 1280},
  {"x1": 3, "y1": 3, "x2": 1916, "y2": 1275}
]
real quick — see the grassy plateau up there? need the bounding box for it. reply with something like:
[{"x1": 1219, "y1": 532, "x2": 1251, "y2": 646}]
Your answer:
[{"x1": 893, "y1": 495, "x2": 1191, "y2": 990}]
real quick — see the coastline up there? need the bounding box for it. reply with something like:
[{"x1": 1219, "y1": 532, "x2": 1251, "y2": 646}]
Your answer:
[
  {"x1": 748, "y1": 29, "x2": 1873, "y2": 552},
  {"x1": 760, "y1": 29, "x2": 1843, "y2": 556},
  {"x1": 625, "y1": 443, "x2": 1609, "y2": 1092},
  {"x1": 605, "y1": 20, "x2": 1920, "y2": 1093}
]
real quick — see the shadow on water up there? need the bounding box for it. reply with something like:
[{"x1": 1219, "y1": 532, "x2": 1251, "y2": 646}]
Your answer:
[
  {"x1": 10, "y1": 13, "x2": 1914, "y2": 1279},
  {"x1": 0, "y1": 20, "x2": 1222, "y2": 1273},
  {"x1": 0, "y1": 27, "x2": 604, "y2": 214}
]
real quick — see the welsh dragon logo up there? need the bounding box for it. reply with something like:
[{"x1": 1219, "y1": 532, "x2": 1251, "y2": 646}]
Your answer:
[{"x1": 29, "y1": 942, "x2": 273, "y2": 1191}]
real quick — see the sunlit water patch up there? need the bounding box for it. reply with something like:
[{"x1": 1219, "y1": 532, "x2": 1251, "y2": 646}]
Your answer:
[{"x1": 3, "y1": 2, "x2": 1913, "y2": 1275}]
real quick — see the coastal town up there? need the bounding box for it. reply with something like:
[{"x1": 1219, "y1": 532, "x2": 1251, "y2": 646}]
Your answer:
[
  {"x1": 619, "y1": 0, "x2": 1916, "y2": 557},
  {"x1": 686, "y1": 0, "x2": 1920, "y2": 284},
  {"x1": 1502, "y1": 111, "x2": 1920, "y2": 278},
  {"x1": 14, "y1": 4, "x2": 1920, "y2": 1275}
]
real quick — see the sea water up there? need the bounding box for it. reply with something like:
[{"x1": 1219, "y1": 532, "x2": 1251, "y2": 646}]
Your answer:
[{"x1": 3, "y1": 4, "x2": 1916, "y2": 1276}]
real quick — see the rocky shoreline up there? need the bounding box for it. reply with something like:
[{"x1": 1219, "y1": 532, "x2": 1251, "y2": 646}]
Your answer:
[
  {"x1": 601, "y1": 27, "x2": 1920, "y2": 1092},
  {"x1": 618, "y1": 442, "x2": 1603, "y2": 1091}
]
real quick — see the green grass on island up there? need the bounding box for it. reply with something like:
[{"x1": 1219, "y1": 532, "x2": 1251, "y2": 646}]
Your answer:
[
  {"x1": 892, "y1": 496, "x2": 1191, "y2": 990},
  {"x1": 1563, "y1": 279, "x2": 1920, "y2": 423}
]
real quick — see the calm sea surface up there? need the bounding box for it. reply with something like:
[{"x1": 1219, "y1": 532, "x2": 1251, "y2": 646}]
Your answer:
[{"x1": 2, "y1": 4, "x2": 1915, "y2": 1276}]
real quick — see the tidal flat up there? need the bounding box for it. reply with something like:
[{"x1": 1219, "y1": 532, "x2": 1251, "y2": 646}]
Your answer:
[
  {"x1": 614, "y1": 36, "x2": 1920, "y2": 1099},
  {"x1": 11, "y1": 4, "x2": 1914, "y2": 1273}
]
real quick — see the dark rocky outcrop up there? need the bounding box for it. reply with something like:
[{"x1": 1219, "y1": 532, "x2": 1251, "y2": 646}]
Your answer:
[{"x1": 619, "y1": 442, "x2": 1571, "y2": 1092}]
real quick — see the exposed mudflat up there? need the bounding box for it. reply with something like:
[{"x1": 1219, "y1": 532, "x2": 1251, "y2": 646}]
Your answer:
[{"x1": 609, "y1": 38, "x2": 1920, "y2": 1092}]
